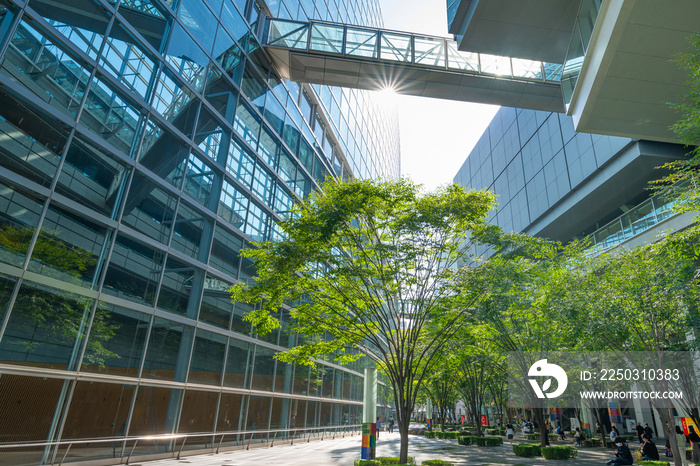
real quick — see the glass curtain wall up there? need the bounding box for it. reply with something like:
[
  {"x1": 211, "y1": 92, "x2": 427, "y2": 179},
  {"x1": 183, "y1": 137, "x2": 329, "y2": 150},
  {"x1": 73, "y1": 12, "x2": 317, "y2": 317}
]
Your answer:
[{"x1": 0, "y1": 0, "x2": 397, "y2": 463}]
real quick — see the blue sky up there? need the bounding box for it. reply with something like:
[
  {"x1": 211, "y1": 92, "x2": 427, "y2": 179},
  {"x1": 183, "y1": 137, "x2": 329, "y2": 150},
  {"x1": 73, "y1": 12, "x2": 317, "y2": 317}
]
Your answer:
[{"x1": 377, "y1": 0, "x2": 499, "y2": 191}]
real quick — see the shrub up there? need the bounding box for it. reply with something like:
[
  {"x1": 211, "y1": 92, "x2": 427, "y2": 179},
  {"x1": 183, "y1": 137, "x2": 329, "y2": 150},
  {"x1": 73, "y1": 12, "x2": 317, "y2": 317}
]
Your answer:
[
  {"x1": 513, "y1": 443, "x2": 542, "y2": 457},
  {"x1": 424, "y1": 431, "x2": 435, "y2": 439},
  {"x1": 636, "y1": 462, "x2": 670, "y2": 466},
  {"x1": 354, "y1": 461, "x2": 381, "y2": 466},
  {"x1": 376, "y1": 456, "x2": 416, "y2": 465},
  {"x1": 541, "y1": 446, "x2": 578, "y2": 459},
  {"x1": 583, "y1": 438, "x2": 601, "y2": 447},
  {"x1": 457, "y1": 436, "x2": 470, "y2": 446},
  {"x1": 422, "y1": 460, "x2": 454, "y2": 466},
  {"x1": 435, "y1": 431, "x2": 445, "y2": 439},
  {"x1": 525, "y1": 433, "x2": 541, "y2": 440},
  {"x1": 486, "y1": 429, "x2": 497, "y2": 435},
  {"x1": 473, "y1": 436, "x2": 503, "y2": 446},
  {"x1": 444, "y1": 431, "x2": 459, "y2": 439}
]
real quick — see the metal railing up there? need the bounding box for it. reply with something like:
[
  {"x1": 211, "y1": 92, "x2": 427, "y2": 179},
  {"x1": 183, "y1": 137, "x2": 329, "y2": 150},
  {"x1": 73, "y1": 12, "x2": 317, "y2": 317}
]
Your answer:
[
  {"x1": 586, "y1": 180, "x2": 689, "y2": 255},
  {"x1": 265, "y1": 18, "x2": 564, "y2": 84},
  {"x1": 0, "y1": 424, "x2": 362, "y2": 466}
]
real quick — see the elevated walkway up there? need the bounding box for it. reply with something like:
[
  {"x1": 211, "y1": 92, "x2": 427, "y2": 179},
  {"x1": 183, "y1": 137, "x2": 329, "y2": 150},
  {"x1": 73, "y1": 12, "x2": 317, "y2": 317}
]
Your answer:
[{"x1": 263, "y1": 19, "x2": 566, "y2": 112}]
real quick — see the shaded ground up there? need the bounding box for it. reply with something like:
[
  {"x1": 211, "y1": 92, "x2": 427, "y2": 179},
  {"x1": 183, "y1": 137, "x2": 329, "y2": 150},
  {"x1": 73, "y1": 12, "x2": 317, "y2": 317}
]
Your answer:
[{"x1": 137, "y1": 429, "x2": 648, "y2": 466}]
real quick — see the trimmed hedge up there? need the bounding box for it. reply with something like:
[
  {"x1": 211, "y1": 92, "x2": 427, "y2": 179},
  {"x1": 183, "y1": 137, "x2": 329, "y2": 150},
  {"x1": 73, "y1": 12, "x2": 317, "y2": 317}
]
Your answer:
[
  {"x1": 434, "y1": 431, "x2": 445, "y2": 439},
  {"x1": 456, "y1": 435, "x2": 502, "y2": 446},
  {"x1": 541, "y1": 446, "x2": 578, "y2": 459},
  {"x1": 376, "y1": 457, "x2": 416, "y2": 465},
  {"x1": 422, "y1": 461, "x2": 454, "y2": 466},
  {"x1": 582, "y1": 438, "x2": 601, "y2": 447},
  {"x1": 513, "y1": 443, "x2": 542, "y2": 457},
  {"x1": 486, "y1": 428, "x2": 506, "y2": 436},
  {"x1": 444, "y1": 431, "x2": 459, "y2": 439},
  {"x1": 636, "y1": 462, "x2": 670, "y2": 466},
  {"x1": 423, "y1": 431, "x2": 435, "y2": 439},
  {"x1": 354, "y1": 458, "x2": 417, "y2": 466}
]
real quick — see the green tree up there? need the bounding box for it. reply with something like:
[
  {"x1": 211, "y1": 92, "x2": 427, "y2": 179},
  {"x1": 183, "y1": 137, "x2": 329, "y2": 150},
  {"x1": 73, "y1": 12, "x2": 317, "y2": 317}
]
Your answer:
[
  {"x1": 466, "y1": 236, "x2": 572, "y2": 445},
  {"x1": 421, "y1": 353, "x2": 459, "y2": 431},
  {"x1": 230, "y1": 179, "x2": 498, "y2": 464},
  {"x1": 562, "y1": 227, "x2": 700, "y2": 465}
]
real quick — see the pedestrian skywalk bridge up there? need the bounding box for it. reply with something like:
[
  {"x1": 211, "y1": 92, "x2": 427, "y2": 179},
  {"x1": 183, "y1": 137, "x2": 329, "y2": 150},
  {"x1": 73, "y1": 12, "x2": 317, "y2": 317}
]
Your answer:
[{"x1": 264, "y1": 19, "x2": 566, "y2": 112}]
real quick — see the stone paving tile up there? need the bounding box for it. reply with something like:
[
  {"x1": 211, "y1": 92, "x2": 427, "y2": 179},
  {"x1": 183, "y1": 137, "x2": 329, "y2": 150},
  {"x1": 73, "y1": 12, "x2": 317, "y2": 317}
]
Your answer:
[{"x1": 136, "y1": 432, "x2": 653, "y2": 466}]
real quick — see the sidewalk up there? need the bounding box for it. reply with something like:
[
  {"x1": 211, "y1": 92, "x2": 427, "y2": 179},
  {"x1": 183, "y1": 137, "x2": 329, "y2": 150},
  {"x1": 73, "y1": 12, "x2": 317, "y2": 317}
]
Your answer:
[{"x1": 138, "y1": 431, "x2": 631, "y2": 466}]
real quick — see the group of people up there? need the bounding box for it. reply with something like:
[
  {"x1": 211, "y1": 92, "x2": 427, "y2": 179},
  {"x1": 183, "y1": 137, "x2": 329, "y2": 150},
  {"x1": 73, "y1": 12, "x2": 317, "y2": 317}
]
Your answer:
[{"x1": 606, "y1": 422, "x2": 700, "y2": 465}]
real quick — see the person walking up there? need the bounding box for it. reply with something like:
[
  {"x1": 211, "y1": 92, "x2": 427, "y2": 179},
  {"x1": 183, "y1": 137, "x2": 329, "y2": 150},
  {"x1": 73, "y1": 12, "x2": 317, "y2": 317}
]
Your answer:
[
  {"x1": 636, "y1": 422, "x2": 645, "y2": 444},
  {"x1": 506, "y1": 422, "x2": 514, "y2": 443},
  {"x1": 376, "y1": 416, "x2": 382, "y2": 439},
  {"x1": 674, "y1": 425, "x2": 689, "y2": 466},
  {"x1": 388, "y1": 416, "x2": 395, "y2": 434},
  {"x1": 644, "y1": 422, "x2": 654, "y2": 440}
]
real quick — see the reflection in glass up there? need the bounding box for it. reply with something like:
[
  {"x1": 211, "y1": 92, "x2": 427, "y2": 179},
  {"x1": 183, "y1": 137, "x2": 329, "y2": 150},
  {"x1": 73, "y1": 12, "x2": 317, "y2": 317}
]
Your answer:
[
  {"x1": 218, "y1": 181, "x2": 249, "y2": 229},
  {"x1": 226, "y1": 138, "x2": 255, "y2": 189},
  {"x1": 244, "y1": 201, "x2": 269, "y2": 241},
  {"x1": 82, "y1": 74, "x2": 143, "y2": 157},
  {"x1": 152, "y1": 66, "x2": 198, "y2": 135},
  {"x1": 0, "y1": 181, "x2": 45, "y2": 268},
  {"x1": 183, "y1": 152, "x2": 215, "y2": 206},
  {"x1": 55, "y1": 135, "x2": 130, "y2": 218},
  {"x1": 0, "y1": 89, "x2": 70, "y2": 188},
  {"x1": 29, "y1": 0, "x2": 109, "y2": 60},
  {"x1": 170, "y1": 200, "x2": 207, "y2": 259},
  {"x1": 188, "y1": 329, "x2": 226, "y2": 385},
  {"x1": 177, "y1": 0, "x2": 217, "y2": 53},
  {"x1": 199, "y1": 274, "x2": 233, "y2": 328},
  {"x1": 142, "y1": 317, "x2": 192, "y2": 381},
  {"x1": 209, "y1": 225, "x2": 242, "y2": 279},
  {"x1": 234, "y1": 101, "x2": 261, "y2": 148},
  {"x1": 138, "y1": 117, "x2": 191, "y2": 189},
  {"x1": 28, "y1": 202, "x2": 109, "y2": 288},
  {"x1": 80, "y1": 302, "x2": 149, "y2": 376},
  {"x1": 223, "y1": 337, "x2": 250, "y2": 388},
  {"x1": 166, "y1": 23, "x2": 208, "y2": 91},
  {"x1": 102, "y1": 234, "x2": 164, "y2": 305},
  {"x1": 251, "y1": 345, "x2": 275, "y2": 391},
  {"x1": 1, "y1": 20, "x2": 91, "y2": 118},
  {"x1": 121, "y1": 171, "x2": 177, "y2": 245},
  {"x1": 99, "y1": 21, "x2": 156, "y2": 101},
  {"x1": 157, "y1": 256, "x2": 196, "y2": 316},
  {"x1": 0, "y1": 282, "x2": 94, "y2": 370}
]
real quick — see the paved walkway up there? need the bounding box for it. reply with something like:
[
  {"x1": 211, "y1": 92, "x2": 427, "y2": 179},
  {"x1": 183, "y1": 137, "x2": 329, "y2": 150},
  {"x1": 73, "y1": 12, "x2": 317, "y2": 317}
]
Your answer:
[{"x1": 137, "y1": 431, "x2": 638, "y2": 466}]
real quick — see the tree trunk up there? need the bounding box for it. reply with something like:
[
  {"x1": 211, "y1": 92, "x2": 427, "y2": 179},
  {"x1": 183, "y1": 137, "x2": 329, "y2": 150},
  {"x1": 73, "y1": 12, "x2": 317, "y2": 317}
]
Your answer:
[
  {"x1": 534, "y1": 409, "x2": 549, "y2": 447},
  {"x1": 659, "y1": 407, "x2": 684, "y2": 466},
  {"x1": 398, "y1": 418, "x2": 410, "y2": 465}
]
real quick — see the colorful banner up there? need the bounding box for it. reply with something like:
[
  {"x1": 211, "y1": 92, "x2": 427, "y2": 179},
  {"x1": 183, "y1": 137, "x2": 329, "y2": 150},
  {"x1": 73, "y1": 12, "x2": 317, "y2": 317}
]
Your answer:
[
  {"x1": 481, "y1": 414, "x2": 488, "y2": 426},
  {"x1": 681, "y1": 417, "x2": 699, "y2": 438},
  {"x1": 608, "y1": 402, "x2": 622, "y2": 424}
]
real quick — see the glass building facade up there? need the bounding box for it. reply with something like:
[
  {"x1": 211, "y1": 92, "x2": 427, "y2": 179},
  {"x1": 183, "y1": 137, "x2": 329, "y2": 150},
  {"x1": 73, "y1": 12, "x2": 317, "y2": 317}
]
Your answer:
[
  {"x1": 453, "y1": 107, "x2": 686, "y2": 254},
  {"x1": 0, "y1": 0, "x2": 399, "y2": 463}
]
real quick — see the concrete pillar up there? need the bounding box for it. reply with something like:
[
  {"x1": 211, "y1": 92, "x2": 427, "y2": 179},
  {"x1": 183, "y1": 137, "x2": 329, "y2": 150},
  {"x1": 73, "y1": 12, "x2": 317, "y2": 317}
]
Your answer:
[{"x1": 363, "y1": 367, "x2": 377, "y2": 422}]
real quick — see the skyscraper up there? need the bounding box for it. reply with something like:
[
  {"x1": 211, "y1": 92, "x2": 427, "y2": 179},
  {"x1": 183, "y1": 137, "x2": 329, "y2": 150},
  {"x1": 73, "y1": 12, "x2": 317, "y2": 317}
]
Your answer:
[{"x1": 0, "y1": 0, "x2": 399, "y2": 463}]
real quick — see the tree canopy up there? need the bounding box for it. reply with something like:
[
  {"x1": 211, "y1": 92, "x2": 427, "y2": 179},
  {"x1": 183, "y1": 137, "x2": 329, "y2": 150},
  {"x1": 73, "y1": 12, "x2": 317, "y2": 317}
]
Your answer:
[{"x1": 230, "y1": 178, "x2": 500, "y2": 463}]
